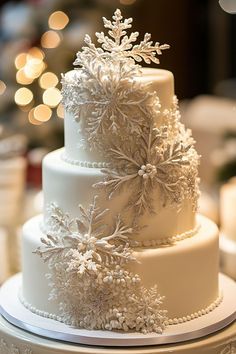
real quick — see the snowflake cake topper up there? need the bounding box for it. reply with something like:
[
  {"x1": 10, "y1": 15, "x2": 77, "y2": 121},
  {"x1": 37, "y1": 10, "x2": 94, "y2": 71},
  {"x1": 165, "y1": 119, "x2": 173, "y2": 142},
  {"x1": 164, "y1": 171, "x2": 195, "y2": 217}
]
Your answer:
[
  {"x1": 61, "y1": 9, "x2": 170, "y2": 149},
  {"x1": 74, "y1": 8, "x2": 170, "y2": 66}
]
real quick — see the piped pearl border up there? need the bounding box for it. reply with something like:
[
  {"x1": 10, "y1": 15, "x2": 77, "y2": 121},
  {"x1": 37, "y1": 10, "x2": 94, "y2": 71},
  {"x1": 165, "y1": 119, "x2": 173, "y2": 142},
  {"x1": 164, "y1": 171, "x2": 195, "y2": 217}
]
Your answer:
[
  {"x1": 134, "y1": 224, "x2": 200, "y2": 248},
  {"x1": 19, "y1": 289, "x2": 223, "y2": 328},
  {"x1": 165, "y1": 291, "x2": 223, "y2": 326},
  {"x1": 18, "y1": 290, "x2": 63, "y2": 323},
  {"x1": 61, "y1": 152, "x2": 110, "y2": 169}
]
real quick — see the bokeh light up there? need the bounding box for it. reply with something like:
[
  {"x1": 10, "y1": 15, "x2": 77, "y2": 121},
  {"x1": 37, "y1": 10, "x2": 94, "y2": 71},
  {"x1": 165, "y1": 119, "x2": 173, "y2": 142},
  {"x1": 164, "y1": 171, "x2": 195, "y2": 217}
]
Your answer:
[
  {"x1": 39, "y1": 72, "x2": 58, "y2": 89},
  {"x1": 56, "y1": 103, "x2": 64, "y2": 118},
  {"x1": 43, "y1": 87, "x2": 61, "y2": 107},
  {"x1": 16, "y1": 69, "x2": 34, "y2": 85},
  {"x1": 15, "y1": 53, "x2": 27, "y2": 70},
  {"x1": 27, "y1": 47, "x2": 45, "y2": 61},
  {"x1": 14, "y1": 87, "x2": 33, "y2": 106},
  {"x1": 33, "y1": 104, "x2": 52, "y2": 122},
  {"x1": 48, "y1": 11, "x2": 69, "y2": 30},
  {"x1": 28, "y1": 108, "x2": 42, "y2": 125},
  {"x1": 24, "y1": 59, "x2": 45, "y2": 79},
  {"x1": 0, "y1": 80, "x2": 6, "y2": 95},
  {"x1": 41, "y1": 31, "x2": 61, "y2": 49}
]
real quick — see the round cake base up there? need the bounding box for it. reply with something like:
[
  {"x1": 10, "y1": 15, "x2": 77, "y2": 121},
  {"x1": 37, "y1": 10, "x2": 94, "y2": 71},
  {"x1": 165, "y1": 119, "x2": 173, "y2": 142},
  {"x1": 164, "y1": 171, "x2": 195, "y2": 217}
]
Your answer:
[{"x1": 0, "y1": 273, "x2": 236, "y2": 349}]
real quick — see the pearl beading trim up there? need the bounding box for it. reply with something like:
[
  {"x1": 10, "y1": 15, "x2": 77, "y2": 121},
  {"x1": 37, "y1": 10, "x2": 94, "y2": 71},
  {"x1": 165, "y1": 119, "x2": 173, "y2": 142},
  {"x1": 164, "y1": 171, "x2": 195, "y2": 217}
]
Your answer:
[
  {"x1": 18, "y1": 290, "x2": 63, "y2": 323},
  {"x1": 165, "y1": 291, "x2": 223, "y2": 326},
  {"x1": 61, "y1": 152, "x2": 110, "y2": 169},
  {"x1": 134, "y1": 224, "x2": 200, "y2": 247},
  {"x1": 19, "y1": 289, "x2": 223, "y2": 328}
]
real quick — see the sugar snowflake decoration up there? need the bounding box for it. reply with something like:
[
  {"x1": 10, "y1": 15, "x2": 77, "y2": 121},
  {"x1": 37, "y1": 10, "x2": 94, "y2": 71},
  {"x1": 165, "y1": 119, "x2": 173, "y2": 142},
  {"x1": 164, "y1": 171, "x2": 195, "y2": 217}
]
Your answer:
[
  {"x1": 61, "y1": 9, "x2": 168, "y2": 149},
  {"x1": 36, "y1": 199, "x2": 167, "y2": 333},
  {"x1": 82, "y1": 9, "x2": 170, "y2": 64},
  {"x1": 94, "y1": 123, "x2": 200, "y2": 215},
  {"x1": 37, "y1": 197, "x2": 135, "y2": 271},
  {"x1": 61, "y1": 59, "x2": 160, "y2": 149}
]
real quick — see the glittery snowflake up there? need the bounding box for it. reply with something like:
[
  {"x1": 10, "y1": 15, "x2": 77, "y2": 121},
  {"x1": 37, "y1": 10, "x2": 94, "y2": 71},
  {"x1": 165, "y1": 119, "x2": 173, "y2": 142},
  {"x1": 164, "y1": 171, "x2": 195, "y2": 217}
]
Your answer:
[
  {"x1": 61, "y1": 9, "x2": 168, "y2": 149},
  {"x1": 37, "y1": 197, "x2": 135, "y2": 271},
  {"x1": 36, "y1": 199, "x2": 168, "y2": 333},
  {"x1": 94, "y1": 124, "x2": 200, "y2": 215},
  {"x1": 94, "y1": 9, "x2": 169, "y2": 64},
  {"x1": 61, "y1": 59, "x2": 160, "y2": 149}
]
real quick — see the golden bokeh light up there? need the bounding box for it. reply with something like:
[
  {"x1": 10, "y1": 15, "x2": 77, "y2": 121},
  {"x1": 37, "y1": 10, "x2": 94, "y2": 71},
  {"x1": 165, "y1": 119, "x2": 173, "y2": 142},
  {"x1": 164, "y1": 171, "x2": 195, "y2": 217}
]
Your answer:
[
  {"x1": 43, "y1": 87, "x2": 61, "y2": 107},
  {"x1": 48, "y1": 11, "x2": 69, "y2": 30},
  {"x1": 0, "y1": 80, "x2": 6, "y2": 95},
  {"x1": 15, "y1": 53, "x2": 27, "y2": 70},
  {"x1": 27, "y1": 47, "x2": 45, "y2": 61},
  {"x1": 16, "y1": 69, "x2": 34, "y2": 85},
  {"x1": 28, "y1": 108, "x2": 42, "y2": 125},
  {"x1": 14, "y1": 87, "x2": 33, "y2": 106},
  {"x1": 24, "y1": 59, "x2": 45, "y2": 79},
  {"x1": 41, "y1": 30, "x2": 61, "y2": 49},
  {"x1": 56, "y1": 103, "x2": 64, "y2": 118},
  {"x1": 33, "y1": 104, "x2": 52, "y2": 122},
  {"x1": 39, "y1": 72, "x2": 58, "y2": 89}
]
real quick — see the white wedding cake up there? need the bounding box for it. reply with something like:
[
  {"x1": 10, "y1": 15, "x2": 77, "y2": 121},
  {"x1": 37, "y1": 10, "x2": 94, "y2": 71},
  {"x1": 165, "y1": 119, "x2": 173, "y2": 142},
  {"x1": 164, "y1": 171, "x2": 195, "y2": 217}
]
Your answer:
[{"x1": 21, "y1": 9, "x2": 222, "y2": 334}]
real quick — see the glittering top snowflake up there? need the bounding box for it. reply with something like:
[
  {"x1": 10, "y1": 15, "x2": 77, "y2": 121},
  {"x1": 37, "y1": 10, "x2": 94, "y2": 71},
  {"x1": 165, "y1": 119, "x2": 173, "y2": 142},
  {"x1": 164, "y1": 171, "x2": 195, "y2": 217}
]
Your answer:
[
  {"x1": 74, "y1": 9, "x2": 170, "y2": 65},
  {"x1": 61, "y1": 9, "x2": 169, "y2": 149}
]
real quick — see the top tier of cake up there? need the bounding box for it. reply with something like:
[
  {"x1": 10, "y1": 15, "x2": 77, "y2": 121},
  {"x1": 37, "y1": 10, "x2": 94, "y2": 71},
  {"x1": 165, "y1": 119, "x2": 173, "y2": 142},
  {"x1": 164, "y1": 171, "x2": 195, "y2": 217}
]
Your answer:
[{"x1": 63, "y1": 68, "x2": 174, "y2": 164}]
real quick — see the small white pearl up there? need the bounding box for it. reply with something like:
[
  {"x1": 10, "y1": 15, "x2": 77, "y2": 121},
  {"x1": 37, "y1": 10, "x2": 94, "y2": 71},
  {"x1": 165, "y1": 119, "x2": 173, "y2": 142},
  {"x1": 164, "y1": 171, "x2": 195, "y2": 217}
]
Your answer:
[{"x1": 138, "y1": 170, "x2": 145, "y2": 176}]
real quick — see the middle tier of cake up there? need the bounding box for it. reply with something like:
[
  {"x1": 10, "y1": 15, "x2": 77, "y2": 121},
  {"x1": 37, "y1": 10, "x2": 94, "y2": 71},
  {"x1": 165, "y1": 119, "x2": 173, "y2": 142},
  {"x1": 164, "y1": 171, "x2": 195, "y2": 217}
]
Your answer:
[{"x1": 43, "y1": 149, "x2": 196, "y2": 244}]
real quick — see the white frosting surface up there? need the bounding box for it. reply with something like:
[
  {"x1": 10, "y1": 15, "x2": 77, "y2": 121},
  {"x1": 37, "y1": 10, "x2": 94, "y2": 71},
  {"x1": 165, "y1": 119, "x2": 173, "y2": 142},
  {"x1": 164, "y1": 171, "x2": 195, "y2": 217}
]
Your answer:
[
  {"x1": 21, "y1": 214, "x2": 219, "y2": 320},
  {"x1": 43, "y1": 148, "x2": 196, "y2": 242}
]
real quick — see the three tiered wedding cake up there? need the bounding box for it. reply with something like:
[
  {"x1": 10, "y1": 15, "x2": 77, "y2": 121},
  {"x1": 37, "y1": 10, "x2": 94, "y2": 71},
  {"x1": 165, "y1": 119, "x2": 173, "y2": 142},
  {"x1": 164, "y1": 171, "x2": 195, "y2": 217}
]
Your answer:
[{"x1": 21, "y1": 9, "x2": 221, "y2": 335}]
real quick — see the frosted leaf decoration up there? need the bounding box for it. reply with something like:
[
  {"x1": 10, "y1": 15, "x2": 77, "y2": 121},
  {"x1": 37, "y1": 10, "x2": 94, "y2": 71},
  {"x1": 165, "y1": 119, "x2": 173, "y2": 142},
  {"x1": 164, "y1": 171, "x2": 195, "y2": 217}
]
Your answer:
[
  {"x1": 36, "y1": 200, "x2": 167, "y2": 333},
  {"x1": 94, "y1": 122, "x2": 200, "y2": 215},
  {"x1": 61, "y1": 9, "x2": 168, "y2": 148}
]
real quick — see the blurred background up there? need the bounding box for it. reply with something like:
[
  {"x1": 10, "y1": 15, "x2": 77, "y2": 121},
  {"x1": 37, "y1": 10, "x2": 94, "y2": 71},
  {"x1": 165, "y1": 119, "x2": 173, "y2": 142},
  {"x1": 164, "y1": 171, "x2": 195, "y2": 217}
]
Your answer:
[{"x1": 0, "y1": 0, "x2": 236, "y2": 281}]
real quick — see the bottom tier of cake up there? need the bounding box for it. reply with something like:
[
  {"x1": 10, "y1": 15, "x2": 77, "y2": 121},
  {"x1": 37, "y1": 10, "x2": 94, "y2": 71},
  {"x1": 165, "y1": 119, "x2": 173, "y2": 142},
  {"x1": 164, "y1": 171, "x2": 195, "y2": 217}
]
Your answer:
[{"x1": 21, "y1": 214, "x2": 220, "y2": 324}]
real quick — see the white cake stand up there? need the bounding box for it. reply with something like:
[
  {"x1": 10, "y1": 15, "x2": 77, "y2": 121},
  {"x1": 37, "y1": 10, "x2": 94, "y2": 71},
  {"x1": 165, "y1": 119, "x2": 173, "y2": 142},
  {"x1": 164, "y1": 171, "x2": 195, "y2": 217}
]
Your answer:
[{"x1": 0, "y1": 273, "x2": 236, "y2": 351}]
